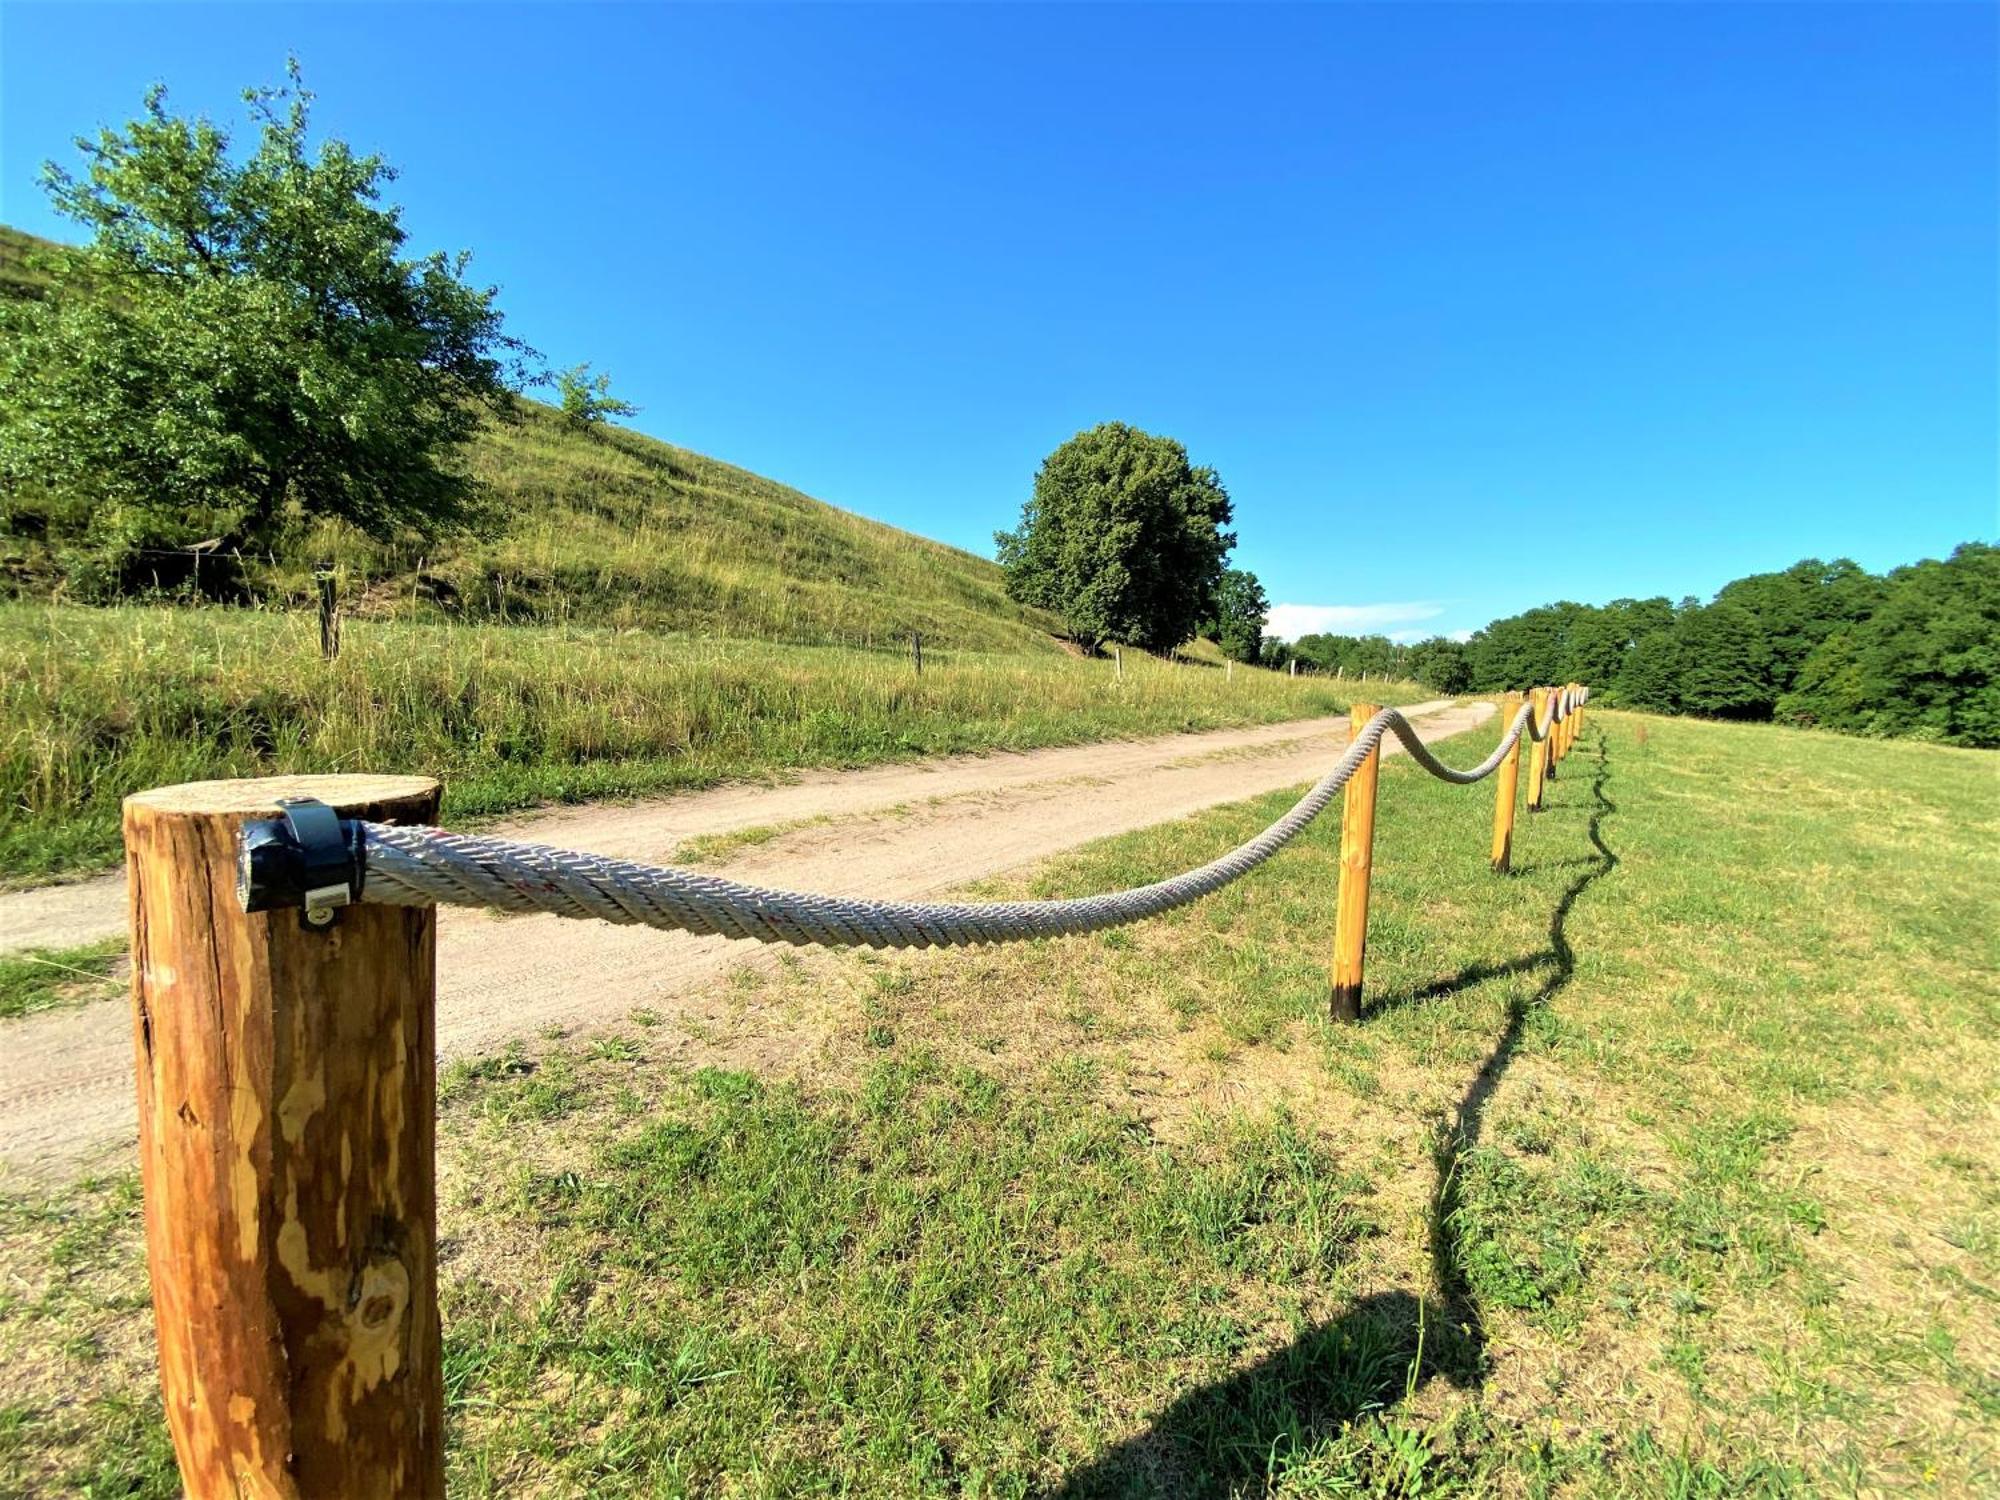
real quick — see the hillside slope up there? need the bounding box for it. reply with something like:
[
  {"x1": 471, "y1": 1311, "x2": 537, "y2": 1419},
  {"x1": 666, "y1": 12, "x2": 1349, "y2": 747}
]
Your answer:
[{"x1": 0, "y1": 224, "x2": 1064, "y2": 652}]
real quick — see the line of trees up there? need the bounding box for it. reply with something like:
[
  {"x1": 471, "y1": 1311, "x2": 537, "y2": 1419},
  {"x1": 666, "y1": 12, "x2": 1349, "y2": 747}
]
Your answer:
[{"x1": 1380, "y1": 546, "x2": 1992, "y2": 746}]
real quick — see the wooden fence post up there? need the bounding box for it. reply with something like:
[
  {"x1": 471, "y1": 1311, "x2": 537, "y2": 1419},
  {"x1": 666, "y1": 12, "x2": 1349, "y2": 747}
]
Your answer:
[
  {"x1": 912, "y1": 631, "x2": 923, "y2": 675},
  {"x1": 1330, "y1": 703, "x2": 1382, "y2": 1022},
  {"x1": 126, "y1": 774, "x2": 445, "y2": 1499},
  {"x1": 1114, "y1": 646, "x2": 1122, "y2": 681},
  {"x1": 1489, "y1": 692, "x2": 1524, "y2": 874},
  {"x1": 315, "y1": 561, "x2": 340, "y2": 660},
  {"x1": 1526, "y1": 687, "x2": 1550, "y2": 811}
]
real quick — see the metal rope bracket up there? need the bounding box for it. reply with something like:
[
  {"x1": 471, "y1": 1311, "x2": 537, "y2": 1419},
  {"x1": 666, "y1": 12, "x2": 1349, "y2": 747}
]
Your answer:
[{"x1": 237, "y1": 797, "x2": 366, "y2": 930}]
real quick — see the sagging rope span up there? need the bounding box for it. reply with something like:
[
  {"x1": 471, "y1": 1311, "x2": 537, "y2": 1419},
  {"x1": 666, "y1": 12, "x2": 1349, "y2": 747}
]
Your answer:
[{"x1": 240, "y1": 688, "x2": 1585, "y2": 951}]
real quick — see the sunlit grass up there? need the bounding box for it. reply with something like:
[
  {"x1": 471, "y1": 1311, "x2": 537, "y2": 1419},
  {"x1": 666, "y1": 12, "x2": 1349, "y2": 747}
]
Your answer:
[{"x1": 0, "y1": 602, "x2": 1425, "y2": 882}]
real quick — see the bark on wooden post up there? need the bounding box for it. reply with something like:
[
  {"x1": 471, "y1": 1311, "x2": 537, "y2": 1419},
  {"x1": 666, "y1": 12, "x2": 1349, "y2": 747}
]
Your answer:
[
  {"x1": 1526, "y1": 687, "x2": 1551, "y2": 811},
  {"x1": 1489, "y1": 692, "x2": 1524, "y2": 874},
  {"x1": 125, "y1": 773, "x2": 444, "y2": 1500},
  {"x1": 1330, "y1": 703, "x2": 1382, "y2": 1022},
  {"x1": 912, "y1": 631, "x2": 923, "y2": 676}
]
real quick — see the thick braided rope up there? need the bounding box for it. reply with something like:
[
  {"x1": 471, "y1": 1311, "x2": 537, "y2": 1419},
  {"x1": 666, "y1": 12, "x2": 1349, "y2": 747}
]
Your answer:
[{"x1": 358, "y1": 690, "x2": 1584, "y2": 950}]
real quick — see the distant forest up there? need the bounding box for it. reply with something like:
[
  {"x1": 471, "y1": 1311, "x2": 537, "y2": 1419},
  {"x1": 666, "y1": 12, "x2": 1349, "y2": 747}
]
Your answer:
[{"x1": 1261, "y1": 542, "x2": 1997, "y2": 747}]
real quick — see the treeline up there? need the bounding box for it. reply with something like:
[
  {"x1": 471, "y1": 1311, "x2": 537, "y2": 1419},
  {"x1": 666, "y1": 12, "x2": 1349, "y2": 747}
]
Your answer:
[{"x1": 1298, "y1": 545, "x2": 1993, "y2": 747}]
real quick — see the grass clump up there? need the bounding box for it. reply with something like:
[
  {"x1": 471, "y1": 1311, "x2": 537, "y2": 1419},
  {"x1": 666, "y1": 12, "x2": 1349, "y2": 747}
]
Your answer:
[{"x1": 0, "y1": 939, "x2": 124, "y2": 1019}]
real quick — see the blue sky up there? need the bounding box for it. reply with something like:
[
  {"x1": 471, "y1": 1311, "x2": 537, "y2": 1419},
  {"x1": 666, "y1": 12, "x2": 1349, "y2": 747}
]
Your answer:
[{"x1": 4, "y1": 3, "x2": 1993, "y2": 641}]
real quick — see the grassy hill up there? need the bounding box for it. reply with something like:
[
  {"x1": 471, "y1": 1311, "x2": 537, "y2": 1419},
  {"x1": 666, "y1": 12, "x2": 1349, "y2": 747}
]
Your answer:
[
  {"x1": 0, "y1": 225, "x2": 1426, "y2": 885},
  {"x1": 0, "y1": 224, "x2": 1064, "y2": 653}
]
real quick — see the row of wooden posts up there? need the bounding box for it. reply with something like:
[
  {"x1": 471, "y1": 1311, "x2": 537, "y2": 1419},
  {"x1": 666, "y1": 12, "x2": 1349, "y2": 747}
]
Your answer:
[
  {"x1": 122, "y1": 685, "x2": 1584, "y2": 1496},
  {"x1": 1328, "y1": 684, "x2": 1585, "y2": 1021}
]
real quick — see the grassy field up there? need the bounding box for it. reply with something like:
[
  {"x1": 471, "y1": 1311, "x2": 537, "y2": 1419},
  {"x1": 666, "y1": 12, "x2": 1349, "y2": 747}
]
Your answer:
[
  {"x1": 3, "y1": 710, "x2": 1994, "y2": 1495},
  {"x1": 0, "y1": 603, "x2": 1422, "y2": 884}
]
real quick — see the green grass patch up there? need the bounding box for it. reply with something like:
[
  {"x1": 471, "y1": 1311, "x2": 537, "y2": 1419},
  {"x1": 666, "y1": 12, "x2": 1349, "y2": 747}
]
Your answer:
[{"x1": 0, "y1": 939, "x2": 124, "y2": 1019}]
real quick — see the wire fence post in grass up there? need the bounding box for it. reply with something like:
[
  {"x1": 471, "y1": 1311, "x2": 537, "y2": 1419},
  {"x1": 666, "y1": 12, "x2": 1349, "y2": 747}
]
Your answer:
[
  {"x1": 1526, "y1": 687, "x2": 1551, "y2": 811},
  {"x1": 1330, "y1": 702, "x2": 1382, "y2": 1023},
  {"x1": 912, "y1": 631, "x2": 923, "y2": 676},
  {"x1": 1489, "y1": 692, "x2": 1524, "y2": 874},
  {"x1": 315, "y1": 561, "x2": 341, "y2": 660},
  {"x1": 125, "y1": 774, "x2": 445, "y2": 1500}
]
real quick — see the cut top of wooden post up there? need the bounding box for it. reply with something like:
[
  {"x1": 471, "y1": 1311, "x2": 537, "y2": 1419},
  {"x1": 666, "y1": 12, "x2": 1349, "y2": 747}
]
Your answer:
[{"x1": 125, "y1": 772, "x2": 439, "y2": 820}]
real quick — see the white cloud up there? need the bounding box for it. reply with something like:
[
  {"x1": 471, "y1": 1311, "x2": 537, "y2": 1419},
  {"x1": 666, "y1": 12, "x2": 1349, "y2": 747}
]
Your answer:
[
  {"x1": 1265, "y1": 601, "x2": 1445, "y2": 642},
  {"x1": 1449, "y1": 628, "x2": 1475, "y2": 644}
]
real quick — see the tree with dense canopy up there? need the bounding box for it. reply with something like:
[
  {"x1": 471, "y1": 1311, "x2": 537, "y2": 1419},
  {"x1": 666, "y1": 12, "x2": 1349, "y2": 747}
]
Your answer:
[
  {"x1": 997, "y1": 423, "x2": 1235, "y2": 654},
  {"x1": 1205, "y1": 568, "x2": 1269, "y2": 663},
  {"x1": 0, "y1": 63, "x2": 526, "y2": 595}
]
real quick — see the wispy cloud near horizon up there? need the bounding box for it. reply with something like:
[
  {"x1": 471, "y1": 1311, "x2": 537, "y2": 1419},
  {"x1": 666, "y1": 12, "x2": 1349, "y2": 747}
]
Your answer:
[{"x1": 1265, "y1": 601, "x2": 1445, "y2": 642}]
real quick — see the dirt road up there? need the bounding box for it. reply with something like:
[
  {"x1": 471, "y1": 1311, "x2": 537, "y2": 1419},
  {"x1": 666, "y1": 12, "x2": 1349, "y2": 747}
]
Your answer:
[{"x1": 0, "y1": 698, "x2": 1492, "y2": 1174}]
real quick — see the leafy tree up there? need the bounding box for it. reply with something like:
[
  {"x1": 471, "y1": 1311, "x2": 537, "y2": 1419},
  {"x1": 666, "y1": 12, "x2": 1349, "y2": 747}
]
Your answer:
[
  {"x1": 1466, "y1": 604, "x2": 1577, "y2": 690},
  {"x1": 557, "y1": 362, "x2": 638, "y2": 429},
  {"x1": 1780, "y1": 543, "x2": 1998, "y2": 745},
  {"x1": 997, "y1": 422, "x2": 1235, "y2": 653},
  {"x1": 1614, "y1": 628, "x2": 1686, "y2": 712},
  {"x1": 1714, "y1": 558, "x2": 1881, "y2": 700},
  {"x1": 1204, "y1": 568, "x2": 1268, "y2": 663},
  {"x1": 1676, "y1": 603, "x2": 1773, "y2": 718},
  {"x1": 1407, "y1": 637, "x2": 1471, "y2": 693},
  {"x1": 0, "y1": 63, "x2": 526, "y2": 593}
]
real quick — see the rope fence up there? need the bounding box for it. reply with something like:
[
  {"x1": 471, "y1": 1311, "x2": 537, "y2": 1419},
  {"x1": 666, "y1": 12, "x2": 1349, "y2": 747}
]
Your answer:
[
  {"x1": 255, "y1": 687, "x2": 1586, "y2": 952},
  {"x1": 121, "y1": 682, "x2": 1587, "y2": 1499}
]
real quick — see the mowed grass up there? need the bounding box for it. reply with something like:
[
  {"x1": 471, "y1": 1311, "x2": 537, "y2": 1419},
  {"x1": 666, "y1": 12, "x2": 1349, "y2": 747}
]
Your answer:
[
  {"x1": 0, "y1": 602, "x2": 1423, "y2": 883},
  {"x1": 3, "y1": 711, "x2": 1994, "y2": 1495}
]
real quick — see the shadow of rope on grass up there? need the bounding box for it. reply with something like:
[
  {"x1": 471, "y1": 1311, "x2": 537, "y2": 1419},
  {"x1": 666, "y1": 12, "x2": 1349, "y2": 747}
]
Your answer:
[
  {"x1": 1425, "y1": 731, "x2": 1619, "y2": 1388},
  {"x1": 1045, "y1": 732, "x2": 1620, "y2": 1499}
]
